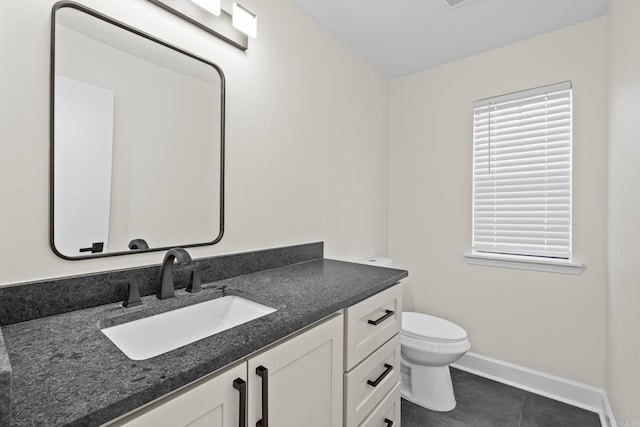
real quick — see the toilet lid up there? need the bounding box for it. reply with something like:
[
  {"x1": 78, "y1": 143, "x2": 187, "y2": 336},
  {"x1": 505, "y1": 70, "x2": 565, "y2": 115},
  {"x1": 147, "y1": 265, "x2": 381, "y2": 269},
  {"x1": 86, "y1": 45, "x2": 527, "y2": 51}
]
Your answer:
[{"x1": 402, "y1": 312, "x2": 468, "y2": 342}]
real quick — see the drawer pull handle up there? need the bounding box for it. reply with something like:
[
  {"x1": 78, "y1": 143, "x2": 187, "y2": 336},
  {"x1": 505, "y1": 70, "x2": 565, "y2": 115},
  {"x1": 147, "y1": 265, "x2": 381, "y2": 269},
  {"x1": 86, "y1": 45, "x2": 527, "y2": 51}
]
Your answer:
[
  {"x1": 233, "y1": 378, "x2": 247, "y2": 427},
  {"x1": 384, "y1": 419, "x2": 394, "y2": 427},
  {"x1": 256, "y1": 366, "x2": 269, "y2": 427},
  {"x1": 368, "y1": 310, "x2": 394, "y2": 326},
  {"x1": 367, "y1": 363, "x2": 393, "y2": 387}
]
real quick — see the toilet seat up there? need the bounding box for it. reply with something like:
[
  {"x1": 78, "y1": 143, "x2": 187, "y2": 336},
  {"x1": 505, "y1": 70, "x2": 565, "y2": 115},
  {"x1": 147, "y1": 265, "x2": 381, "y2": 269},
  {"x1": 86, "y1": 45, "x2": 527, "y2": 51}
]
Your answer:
[{"x1": 402, "y1": 312, "x2": 467, "y2": 343}]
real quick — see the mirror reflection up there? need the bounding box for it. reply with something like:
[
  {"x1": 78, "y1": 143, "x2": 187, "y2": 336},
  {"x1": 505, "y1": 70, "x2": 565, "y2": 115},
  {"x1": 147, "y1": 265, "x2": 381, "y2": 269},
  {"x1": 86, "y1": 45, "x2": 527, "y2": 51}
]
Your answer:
[{"x1": 51, "y1": 3, "x2": 225, "y2": 259}]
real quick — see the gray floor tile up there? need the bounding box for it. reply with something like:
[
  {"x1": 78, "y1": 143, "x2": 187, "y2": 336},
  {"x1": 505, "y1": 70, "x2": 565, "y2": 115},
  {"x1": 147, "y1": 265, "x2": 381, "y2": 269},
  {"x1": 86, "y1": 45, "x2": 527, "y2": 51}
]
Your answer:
[
  {"x1": 519, "y1": 392, "x2": 600, "y2": 427},
  {"x1": 401, "y1": 368, "x2": 600, "y2": 427}
]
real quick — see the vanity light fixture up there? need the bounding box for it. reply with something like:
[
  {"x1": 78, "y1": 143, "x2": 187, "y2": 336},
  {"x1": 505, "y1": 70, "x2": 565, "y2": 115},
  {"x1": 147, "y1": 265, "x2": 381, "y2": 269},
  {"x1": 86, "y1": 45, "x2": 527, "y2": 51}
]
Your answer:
[
  {"x1": 232, "y1": 3, "x2": 257, "y2": 38},
  {"x1": 191, "y1": 0, "x2": 220, "y2": 16},
  {"x1": 146, "y1": 0, "x2": 257, "y2": 50}
]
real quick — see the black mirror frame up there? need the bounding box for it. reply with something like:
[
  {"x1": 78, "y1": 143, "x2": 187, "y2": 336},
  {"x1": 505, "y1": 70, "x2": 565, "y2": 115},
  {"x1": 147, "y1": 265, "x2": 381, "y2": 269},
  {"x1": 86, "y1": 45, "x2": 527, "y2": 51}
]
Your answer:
[{"x1": 50, "y1": 1, "x2": 225, "y2": 260}]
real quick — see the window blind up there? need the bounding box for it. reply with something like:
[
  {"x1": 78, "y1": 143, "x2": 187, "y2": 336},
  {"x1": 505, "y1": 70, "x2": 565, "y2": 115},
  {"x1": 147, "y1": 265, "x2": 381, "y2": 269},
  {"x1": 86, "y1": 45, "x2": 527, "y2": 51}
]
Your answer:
[{"x1": 472, "y1": 81, "x2": 572, "y2": 259}]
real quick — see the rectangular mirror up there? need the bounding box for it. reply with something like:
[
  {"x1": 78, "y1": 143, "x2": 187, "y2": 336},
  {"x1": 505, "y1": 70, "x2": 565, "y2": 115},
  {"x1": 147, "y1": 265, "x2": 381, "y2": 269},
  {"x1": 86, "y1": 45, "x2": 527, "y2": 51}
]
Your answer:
[{"x1": 51, "y1": 1, "x2": 225, "y2": 259}]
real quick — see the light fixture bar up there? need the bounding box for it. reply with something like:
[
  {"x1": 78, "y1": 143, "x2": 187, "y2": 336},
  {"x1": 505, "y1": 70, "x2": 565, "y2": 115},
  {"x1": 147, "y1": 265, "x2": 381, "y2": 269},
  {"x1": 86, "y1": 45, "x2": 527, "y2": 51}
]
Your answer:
[
  {"x1": 232, "y1": 3, "x2": 257, "y2": 38},
  {"x1": 146, "y1": 0, "x2": 248, "y2": 50}
]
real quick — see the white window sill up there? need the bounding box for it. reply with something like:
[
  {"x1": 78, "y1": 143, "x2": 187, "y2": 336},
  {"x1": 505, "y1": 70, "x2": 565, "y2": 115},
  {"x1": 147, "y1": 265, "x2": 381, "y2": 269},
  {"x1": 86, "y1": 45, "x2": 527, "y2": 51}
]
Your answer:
[{"x1": 464, "y1": 252, "x2": 584, "y2": 275}]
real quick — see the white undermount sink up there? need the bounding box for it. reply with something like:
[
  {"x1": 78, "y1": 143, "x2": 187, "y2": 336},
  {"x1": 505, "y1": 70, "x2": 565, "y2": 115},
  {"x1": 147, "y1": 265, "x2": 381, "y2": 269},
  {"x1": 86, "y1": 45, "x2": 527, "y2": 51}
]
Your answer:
[{"x1": 101, "y1": 296, "x2": 277, "y2": 360}]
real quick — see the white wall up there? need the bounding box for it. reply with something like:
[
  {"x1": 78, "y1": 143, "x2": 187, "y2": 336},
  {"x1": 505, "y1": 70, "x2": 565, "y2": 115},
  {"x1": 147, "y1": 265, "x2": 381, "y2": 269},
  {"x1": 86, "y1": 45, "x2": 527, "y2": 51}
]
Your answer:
[
  {"x1": 606, "y1": 0, "x2": 640, "y2": 422},
  {"x1": 0, "y1": 0, "x2": 389, "y2": 285},
  {"x1": 389, "y1": 18, "x2": 608, "y2": 387}
]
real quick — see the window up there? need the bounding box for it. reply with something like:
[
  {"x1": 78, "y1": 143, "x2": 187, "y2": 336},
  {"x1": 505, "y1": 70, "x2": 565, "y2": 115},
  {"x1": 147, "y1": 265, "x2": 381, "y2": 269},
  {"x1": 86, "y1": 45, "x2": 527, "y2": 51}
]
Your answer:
[{"x1": 471, "y1": 82, "x2": 573, "y2": 262}]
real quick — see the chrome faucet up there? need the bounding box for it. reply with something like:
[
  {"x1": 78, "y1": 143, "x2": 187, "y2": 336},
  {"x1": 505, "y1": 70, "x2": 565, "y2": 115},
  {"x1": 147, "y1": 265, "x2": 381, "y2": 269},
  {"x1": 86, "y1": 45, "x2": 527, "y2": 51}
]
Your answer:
[{"x1": 158, "y1": 248, "x2": 192, "y2": 300}]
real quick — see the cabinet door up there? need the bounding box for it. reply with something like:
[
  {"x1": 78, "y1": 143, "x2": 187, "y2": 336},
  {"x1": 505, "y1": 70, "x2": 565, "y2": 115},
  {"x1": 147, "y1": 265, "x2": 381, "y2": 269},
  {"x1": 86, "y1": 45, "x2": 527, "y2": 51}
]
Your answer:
[
  {"x1": 106, "y1": 362, "x2": 247, "y2": 427},
  {"x1": 247, "y1": 314, "x2": 343, "y2": 427}
]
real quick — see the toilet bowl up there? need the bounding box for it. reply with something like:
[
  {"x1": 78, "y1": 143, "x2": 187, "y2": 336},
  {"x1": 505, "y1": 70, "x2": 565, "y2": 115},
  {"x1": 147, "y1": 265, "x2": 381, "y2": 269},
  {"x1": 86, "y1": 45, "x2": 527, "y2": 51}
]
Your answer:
[{"x1": 401, "y1": 312, "x2": 470, "y2": 412}]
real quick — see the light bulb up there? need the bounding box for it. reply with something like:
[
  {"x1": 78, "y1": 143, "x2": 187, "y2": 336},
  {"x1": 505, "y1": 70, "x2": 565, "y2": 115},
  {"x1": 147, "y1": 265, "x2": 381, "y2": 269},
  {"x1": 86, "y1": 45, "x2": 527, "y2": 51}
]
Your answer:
[
  {"x1": 191, "y1": 0, "x2": 220, "y2": 16},
  {"x1": 232, "y1": 3, "x2": 257, "y2": 38}
]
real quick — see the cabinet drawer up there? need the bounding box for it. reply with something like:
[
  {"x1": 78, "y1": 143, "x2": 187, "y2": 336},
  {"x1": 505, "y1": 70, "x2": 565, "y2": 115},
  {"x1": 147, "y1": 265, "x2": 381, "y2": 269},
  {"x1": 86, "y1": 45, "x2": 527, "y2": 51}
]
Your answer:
[
  {"x1": 345, "y1": 284, "x2": 402, "y2": 370},
  {"x1": 359, "y1": 383, "x2": 401, "y2": 427},
  {"x1": 344, "y1": 334, "x2": 400, "y2": 427}
]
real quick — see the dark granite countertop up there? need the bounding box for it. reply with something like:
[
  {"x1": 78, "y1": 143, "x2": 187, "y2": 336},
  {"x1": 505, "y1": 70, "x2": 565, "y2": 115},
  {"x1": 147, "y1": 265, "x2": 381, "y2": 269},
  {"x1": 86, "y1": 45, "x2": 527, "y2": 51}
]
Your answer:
[{"x1": 2, "y1": 258, "x2": 407, "y2": 426}]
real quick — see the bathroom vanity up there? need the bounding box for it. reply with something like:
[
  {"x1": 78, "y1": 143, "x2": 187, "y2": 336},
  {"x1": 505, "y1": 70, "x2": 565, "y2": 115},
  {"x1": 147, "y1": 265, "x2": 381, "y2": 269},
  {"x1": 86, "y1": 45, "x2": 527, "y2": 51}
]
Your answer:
[
  {"x1": 105, "y1": 283, "x2": 402, "y2": 427},
  {"x1": 106, "y1": 313, "x2": 345, "y2": 427},
  {"x1": 0, "y1": 243, "x2": 407, "y2": 426}
]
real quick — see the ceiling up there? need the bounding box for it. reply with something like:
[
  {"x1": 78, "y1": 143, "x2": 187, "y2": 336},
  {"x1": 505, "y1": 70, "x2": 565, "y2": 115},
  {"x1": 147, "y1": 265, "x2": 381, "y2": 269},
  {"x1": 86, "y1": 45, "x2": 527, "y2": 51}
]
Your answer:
[{"x1": 291, "y1": 0, "x2": 609, "y2": 78}]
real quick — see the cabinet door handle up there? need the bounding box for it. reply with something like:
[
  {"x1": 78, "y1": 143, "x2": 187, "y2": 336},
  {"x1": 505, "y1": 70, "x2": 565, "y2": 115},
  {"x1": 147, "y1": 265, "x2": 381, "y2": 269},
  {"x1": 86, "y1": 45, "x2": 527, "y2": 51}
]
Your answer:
[
  {"x1": 256, "y1": 366, "x2": 269, "y2": 427},
  {"x1": 384, "y1": 418, "x2": 394, "y2": 427},
  {"x1": 233, "y1": 378, "x2": 247, "y2": 427},
  {"x1": 368, "y1": 310, "x2": 394, "y2": 326},
  {"x1": 367, "y1": 363, "x2": 393, "y2": 387}
]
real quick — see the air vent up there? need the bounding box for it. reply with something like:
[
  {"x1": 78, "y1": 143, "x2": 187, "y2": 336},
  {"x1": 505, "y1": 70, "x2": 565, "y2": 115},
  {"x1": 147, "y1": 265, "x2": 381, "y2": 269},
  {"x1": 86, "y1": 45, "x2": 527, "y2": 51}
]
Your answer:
[{"x1": 445, "y1": 0, "x2": 474, "y2": 8}]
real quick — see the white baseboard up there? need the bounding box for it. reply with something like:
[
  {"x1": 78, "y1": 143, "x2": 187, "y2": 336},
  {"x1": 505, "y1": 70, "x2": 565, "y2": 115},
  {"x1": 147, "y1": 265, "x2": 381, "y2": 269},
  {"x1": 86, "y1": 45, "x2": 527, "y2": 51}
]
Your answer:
[{"x1": 451, "y1": 352, "x2": 616, "y2": 427}]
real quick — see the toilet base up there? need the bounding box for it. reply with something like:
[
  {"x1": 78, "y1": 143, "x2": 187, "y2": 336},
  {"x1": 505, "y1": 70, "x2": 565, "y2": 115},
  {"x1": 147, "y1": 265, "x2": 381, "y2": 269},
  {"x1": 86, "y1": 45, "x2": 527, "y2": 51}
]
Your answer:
[{"x1": 401, "y1": 362, "x2": 457, "y2": 412}]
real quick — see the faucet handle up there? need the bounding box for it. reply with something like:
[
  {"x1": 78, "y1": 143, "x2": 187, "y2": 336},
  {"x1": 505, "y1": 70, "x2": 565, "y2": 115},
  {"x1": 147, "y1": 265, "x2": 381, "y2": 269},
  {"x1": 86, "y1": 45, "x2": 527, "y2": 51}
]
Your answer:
[
  {"x1": 110, "y1": 279, "x2": 143, "y2": 308},
  {"x1": 128, "y1": 238, "x2": 149, "y2": 250},
  {"x1": 186, "y1": 269, "x2": 202, "y2": 294}
]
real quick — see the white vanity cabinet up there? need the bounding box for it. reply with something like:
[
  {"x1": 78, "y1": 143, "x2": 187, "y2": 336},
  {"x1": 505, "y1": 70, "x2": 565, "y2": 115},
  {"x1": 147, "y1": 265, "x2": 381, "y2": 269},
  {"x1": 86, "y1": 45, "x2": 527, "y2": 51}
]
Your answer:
[
  {"x1": 104, "y1": 314, "x2": 343, "y2": 427},
  {"x1": 344, "y1": 284, "x2": 403, "y2": 427},
  {"x1": 103, "y1": 283, "x2": 403, "y2": 427}
]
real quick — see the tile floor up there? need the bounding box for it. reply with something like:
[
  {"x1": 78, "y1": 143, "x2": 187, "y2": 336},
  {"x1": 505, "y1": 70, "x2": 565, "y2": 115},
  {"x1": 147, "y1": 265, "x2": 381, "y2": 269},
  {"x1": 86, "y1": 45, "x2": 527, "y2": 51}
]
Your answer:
[{"x1": 401, "y1": 368, "x2": 601, "y2": 427}]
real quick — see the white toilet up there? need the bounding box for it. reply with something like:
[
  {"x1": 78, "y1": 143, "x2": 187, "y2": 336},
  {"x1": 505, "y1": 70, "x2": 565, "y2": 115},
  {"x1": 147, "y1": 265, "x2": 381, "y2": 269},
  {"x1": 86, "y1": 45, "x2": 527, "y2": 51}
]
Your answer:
[{"x1": 400, "y1": 312, "x2": 470, "y2": 411}]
